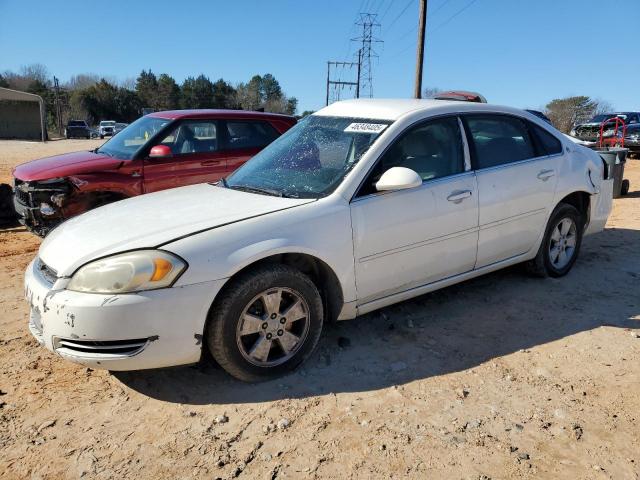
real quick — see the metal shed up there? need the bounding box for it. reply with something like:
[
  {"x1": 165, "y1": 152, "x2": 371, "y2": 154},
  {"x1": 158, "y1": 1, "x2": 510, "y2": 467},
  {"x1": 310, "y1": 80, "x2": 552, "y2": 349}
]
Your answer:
[{"x1": 0, "y1": 87, "x2": 47, "y2": 142}]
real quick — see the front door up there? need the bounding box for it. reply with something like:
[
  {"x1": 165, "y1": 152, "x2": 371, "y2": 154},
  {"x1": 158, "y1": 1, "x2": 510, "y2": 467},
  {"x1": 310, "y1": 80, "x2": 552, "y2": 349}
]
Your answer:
[
  {"x1": 464, "y1": 114, "x2": 562, "y2": 268},
  {"x1": 143, "y1": 120, "x2": 227, "y2": 193},
  {"x1": 351, "y1": 116, "x2": 479, "y2": 303}
]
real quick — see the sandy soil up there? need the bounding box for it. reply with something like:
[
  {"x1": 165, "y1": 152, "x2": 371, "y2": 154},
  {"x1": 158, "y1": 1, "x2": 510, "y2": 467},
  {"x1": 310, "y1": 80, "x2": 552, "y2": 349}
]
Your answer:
[{"x1": 0, "y1": 140, "x2": 639, "y2": 479}]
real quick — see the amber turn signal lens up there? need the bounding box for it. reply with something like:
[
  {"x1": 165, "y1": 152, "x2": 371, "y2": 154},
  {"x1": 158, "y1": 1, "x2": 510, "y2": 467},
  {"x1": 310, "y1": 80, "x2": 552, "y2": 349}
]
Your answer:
[{"x1": 151, "y1": 258, "x2": 173, "y2": 281}]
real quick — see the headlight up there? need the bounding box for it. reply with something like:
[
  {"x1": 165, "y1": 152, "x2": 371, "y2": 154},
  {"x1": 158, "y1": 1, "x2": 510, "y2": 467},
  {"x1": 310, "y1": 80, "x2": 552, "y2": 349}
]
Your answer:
[{"x1": 67, "y1": 250, "x2": 187, "y2": 294}]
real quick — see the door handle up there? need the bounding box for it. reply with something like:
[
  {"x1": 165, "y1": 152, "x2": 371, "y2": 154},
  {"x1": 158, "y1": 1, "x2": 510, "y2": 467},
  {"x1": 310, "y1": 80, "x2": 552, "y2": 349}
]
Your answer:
[
  {"x1": 537, "y1": 169, "x2": 555, "y2": 181},
  {"x1": 447, "y1": 190, "x2": 472, "y2": 203},
  {"x1": 201, "y1": 160, "x2": 222, "y2": 166},
  {"x1": 131, "y1": 171, "x2": 141, "y2": 178}
]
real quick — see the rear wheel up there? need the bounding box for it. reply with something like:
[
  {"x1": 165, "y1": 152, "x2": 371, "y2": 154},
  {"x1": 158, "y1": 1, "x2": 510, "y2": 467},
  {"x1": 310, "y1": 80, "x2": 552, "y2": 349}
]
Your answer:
[
  {"x1": 206, "y1": 264, "x2": 323, "y2": 382},
  {"x1": 526, "y1": 203, "x2": 583, "y2": 278}
]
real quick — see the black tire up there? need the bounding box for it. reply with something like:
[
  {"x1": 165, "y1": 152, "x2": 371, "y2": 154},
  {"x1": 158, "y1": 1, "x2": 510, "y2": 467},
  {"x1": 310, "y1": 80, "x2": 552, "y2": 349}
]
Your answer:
[
  {"x1": 206, "y1": 264, "x2": 323, "y2": 382},
  {"x1": 100, "y1": 135, "x2": 104, "y2": 139},
  {"x1": 525, "y1": 203, "x2": 583, "y2": 278},
  {"x1": 621, "y1": 179, "x2": 630, "y2": 196}
]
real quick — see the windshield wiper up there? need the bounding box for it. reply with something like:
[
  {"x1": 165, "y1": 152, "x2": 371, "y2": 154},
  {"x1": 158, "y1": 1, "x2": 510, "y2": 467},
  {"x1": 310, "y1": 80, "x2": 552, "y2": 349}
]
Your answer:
[{"x1": 228, "y1": 184, "x2": 285, "y2": 197}]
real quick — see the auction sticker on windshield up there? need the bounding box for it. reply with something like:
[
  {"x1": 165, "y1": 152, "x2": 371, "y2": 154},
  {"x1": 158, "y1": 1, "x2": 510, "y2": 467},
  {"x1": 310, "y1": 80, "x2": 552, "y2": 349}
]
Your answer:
[{"x1": 344, "y1": 123, "x2": 388, "y2": 134}]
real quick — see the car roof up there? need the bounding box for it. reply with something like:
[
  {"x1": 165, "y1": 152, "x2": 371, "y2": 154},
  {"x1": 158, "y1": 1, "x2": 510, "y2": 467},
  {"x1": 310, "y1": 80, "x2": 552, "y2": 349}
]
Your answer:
[
  {"x1": 314, "y1": 98, "x2": 532, "y2": 121},
  {"x1": 148, "y1": 109, "x2": 296, "y2": 121}
]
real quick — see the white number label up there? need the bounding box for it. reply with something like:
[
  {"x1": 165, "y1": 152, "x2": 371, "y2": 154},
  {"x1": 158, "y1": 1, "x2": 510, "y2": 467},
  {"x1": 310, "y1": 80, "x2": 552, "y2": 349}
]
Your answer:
[{"x1": 344, "y1": 123, "x2": 387, "y2": 134}]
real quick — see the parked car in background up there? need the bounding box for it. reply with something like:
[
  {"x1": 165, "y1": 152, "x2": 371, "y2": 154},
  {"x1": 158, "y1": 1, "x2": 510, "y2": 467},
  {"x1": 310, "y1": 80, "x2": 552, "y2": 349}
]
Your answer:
[
  {"x1": 114, "y1": 122, "x2": 128, "y2": 135},
  {"x1": 64, "y1": 120, "x2": 91, "y2": 139},
  {"x1": 525, "y1": 109, "x2": 552, "y2": 124},
  {"x1": 99, "y1": 120, "x2": 116, "y2": 138},
  {"x1": 12, "y1": 110, "x2": 296, "y2": 236},
  {"x1": 570, "y1": 112, "x2": 639, "y2": 142},
  {"x1": 23, "y1": 99, "x2": 613, "y2": 381},
  {"x1": 624, "y1": 123, "x2": 640, "y2": 155}
]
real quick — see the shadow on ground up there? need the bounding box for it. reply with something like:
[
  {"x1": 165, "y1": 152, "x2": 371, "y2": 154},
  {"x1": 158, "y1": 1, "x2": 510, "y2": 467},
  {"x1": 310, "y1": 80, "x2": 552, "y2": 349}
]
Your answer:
[{"x1": 116, "y1": 226, "x2": 640, "y2": 405}]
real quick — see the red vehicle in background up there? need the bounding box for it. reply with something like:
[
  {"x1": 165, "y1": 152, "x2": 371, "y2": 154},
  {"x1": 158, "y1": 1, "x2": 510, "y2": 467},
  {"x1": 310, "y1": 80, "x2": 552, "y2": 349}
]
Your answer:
[{"x1": 13, "y1": 110, "x2": 296, "y2": 236}]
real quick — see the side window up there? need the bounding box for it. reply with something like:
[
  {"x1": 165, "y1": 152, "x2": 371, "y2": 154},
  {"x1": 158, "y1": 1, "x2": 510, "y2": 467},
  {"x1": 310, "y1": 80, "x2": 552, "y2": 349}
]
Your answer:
[
  {"x1": 357, "y1": 117, "x2": 465, "y2": 196},
  {"x1": 158, "y1": 121, "x2": 218, "y2": 155},
  {"x1": 466, "y1": 115, "x2": 536, "y2": 169},
  {"x1": 225, "y1": 121, "x2": 279, "y2": 149},
  {"x1": 530, "y1": 123, "x2": 562, "y2": 155}
]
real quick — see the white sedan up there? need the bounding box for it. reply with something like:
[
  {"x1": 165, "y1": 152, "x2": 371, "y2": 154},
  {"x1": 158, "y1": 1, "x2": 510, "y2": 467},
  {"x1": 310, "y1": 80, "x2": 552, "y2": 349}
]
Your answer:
[{"x1": 25, "y1": 99, "x2": 613, "y2": 381}]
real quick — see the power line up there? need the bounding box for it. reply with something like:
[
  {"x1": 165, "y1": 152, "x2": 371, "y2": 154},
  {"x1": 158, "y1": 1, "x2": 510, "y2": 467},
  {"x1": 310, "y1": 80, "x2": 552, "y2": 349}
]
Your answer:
[
  {"x1": 385, "y1": 0, "x2": 416, "y2": 33},
  {"x1": 432, "y1": 0, "x2": 479, "y2": 31},
  {"x1": 430, "y1": 0, "x2": 454, "y2": 16},
  {"x1": 379, "y1": 0, "x2": 395, "y2": 21}
]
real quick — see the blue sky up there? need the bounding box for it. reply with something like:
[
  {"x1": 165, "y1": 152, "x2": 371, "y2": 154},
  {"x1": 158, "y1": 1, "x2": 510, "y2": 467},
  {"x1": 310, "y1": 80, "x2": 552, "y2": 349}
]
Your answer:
[{"x1": 1, "y1": 0, "x2": 638, "y2": 113}]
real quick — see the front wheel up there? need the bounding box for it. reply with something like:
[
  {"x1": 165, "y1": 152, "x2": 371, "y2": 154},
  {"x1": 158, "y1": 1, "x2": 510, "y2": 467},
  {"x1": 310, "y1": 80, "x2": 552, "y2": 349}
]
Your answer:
[
  {"x1": 206, "y1": 264, "x2": 323, "y2": 382},
  {"x1": 526, "y1": 203, "x2": 583, "y2": 278}
]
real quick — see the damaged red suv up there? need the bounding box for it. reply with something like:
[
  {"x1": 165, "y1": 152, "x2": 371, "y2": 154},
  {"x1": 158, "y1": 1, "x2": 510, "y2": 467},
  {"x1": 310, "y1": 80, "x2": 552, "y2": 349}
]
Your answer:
[{"x1": 13, "y1": 110, "x2": 296, "y2": 235}]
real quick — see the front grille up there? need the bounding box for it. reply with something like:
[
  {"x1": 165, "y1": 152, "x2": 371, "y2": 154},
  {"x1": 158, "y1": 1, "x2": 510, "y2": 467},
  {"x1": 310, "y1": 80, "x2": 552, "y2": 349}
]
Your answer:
[
  {"x1": 35, "y1": 258, "x2": 58, "y2": 285},
  {"x1": 13, "y1": 181, "x2": 30, "y2": 205},
  {"x1": 54, "y1": 337, "x2": 149, "y2": 356}
]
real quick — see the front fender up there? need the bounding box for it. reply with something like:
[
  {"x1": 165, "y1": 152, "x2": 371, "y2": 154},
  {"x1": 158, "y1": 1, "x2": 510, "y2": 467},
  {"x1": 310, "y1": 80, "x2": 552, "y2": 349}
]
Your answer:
[{"x1": 165, "y1": 200, "x2": 358, "y2": 304}]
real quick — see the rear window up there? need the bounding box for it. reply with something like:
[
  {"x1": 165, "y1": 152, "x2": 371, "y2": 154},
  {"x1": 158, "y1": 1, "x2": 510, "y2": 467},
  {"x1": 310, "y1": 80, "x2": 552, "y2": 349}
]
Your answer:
[
  {"x1": 530, "y1": 124, "x2": 562, "y2": 155},
  {"x1": 224, "y1": 120, "x2": 279, "y2": 149},
  {"x1": 466, "y1": 115, "x2": 536, "y2": 169},
  {"x1": 68, "y1": 121, "x2": 86, "y2": 127}
]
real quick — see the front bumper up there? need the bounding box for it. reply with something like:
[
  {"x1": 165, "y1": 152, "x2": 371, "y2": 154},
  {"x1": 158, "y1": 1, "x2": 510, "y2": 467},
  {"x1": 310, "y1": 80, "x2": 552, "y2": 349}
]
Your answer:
[{"x1": 25, "y1": 258, "x2": 226, "y2": 370}]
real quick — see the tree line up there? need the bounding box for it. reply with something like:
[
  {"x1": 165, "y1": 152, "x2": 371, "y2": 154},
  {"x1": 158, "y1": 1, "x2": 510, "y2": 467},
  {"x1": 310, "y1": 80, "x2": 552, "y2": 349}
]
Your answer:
[{"x1": 0, "y1": 64, "x2": 298, "y2": 130}]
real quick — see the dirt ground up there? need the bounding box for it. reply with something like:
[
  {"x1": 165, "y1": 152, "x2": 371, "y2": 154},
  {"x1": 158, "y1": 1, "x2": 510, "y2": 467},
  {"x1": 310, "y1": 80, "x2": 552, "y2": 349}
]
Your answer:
[{"x1": 0, "y1": 140, "x2": 639, "y2": 479}]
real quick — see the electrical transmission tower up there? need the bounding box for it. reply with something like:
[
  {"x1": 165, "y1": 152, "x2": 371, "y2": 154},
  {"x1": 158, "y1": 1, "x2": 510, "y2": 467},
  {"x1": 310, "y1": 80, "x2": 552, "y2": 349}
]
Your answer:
[{"x1": 352, "y1": 13, "x2": 382, "y2": 98}]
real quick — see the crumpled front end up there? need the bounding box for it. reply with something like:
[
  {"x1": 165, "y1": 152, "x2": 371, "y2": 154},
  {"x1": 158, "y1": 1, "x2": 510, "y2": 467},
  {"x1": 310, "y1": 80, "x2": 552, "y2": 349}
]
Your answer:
[{"x1": 13, "y1": 177, "x2": 73, "y2": 236}]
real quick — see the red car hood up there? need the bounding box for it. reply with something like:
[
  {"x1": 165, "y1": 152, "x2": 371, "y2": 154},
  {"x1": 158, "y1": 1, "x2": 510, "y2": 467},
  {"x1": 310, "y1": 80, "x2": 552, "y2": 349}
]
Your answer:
[{"x1": 12, "y1": 151, "x2": 124, "y2": 182}]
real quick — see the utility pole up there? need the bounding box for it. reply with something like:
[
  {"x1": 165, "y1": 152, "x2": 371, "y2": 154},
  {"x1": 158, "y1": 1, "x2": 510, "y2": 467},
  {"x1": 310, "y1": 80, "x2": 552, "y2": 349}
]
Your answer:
[
  {"x1": 414, "y1": 0, "x2": 428, "y2": 99},
  {"x1": 53, "y1": 76, "x2": 63, "y2": 135},
  {"x1": 325, "y1": 53, "x2": 362, "y2": 106}
]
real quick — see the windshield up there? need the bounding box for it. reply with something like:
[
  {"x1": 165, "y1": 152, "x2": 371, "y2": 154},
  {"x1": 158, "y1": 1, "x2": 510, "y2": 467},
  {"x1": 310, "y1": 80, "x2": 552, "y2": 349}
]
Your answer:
[
  {"x1": 68, "y1": 121, "x2": 85, "y2": 127},
  {"x1": 100, "y1": 121, "x2": 116, "y2": 126},
  {"x1": 96, "y1": 116, "x2": 172, "y2": 159},
  {"x1": 588, "y1": 114, "x2": 615, "y2": 123},
  {"x1": 225, "y1": 116, "x2": 391, "y2": 198}
]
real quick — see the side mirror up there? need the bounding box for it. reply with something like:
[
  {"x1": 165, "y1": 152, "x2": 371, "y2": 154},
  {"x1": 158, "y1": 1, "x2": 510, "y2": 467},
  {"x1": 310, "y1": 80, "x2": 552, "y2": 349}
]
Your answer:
[
  {"x1": 149, "y1": 145, "x2": 172, "y2": 158},
  {"x1": 375, "y1": 167, "x2": 422, "y2": 192}
]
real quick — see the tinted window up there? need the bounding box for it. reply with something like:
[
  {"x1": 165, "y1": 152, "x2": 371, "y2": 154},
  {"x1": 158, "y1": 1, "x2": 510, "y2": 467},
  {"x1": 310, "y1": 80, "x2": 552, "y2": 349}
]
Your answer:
[
  {"x1": 358, "y1": 116, "x2": 465, "y2": 196},
  {"x1": 466, "y1": 115, "x2": 535, "y2": 169},
  {"x1": 225, "y1": 121, "x2": 279, "y2": 149},
  {"x1": 159, "y1": 121, "x2": 218, "y2": 155},
  {"x1": 531, "y1": 124, "x2": 562, "y2": 155},
  {"x1": 68, "y1": 121, "x2": 86, "y2": 127}
]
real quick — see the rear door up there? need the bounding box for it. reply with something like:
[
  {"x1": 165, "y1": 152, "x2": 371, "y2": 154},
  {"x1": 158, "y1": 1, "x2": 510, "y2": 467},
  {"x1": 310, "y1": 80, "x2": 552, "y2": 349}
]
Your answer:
[
  {"x1": 464, "y1": 114, "x2": 563, "y2": 268},
  {"x1": 142, "y1": 119, "x2": 227, "y2": 193},
  {"x1": 221, "y1": 120, "x2": 281, "y2": 175}
]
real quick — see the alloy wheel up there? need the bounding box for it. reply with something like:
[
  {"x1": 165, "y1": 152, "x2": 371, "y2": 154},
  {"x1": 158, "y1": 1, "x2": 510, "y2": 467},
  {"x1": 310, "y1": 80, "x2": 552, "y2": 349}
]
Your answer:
[
  {"x1": 548, "y1": 217, "x2": 577, "y2": 269},
  {"x1": 235, "y1": 287, "x2": 310, "y2": 367}
]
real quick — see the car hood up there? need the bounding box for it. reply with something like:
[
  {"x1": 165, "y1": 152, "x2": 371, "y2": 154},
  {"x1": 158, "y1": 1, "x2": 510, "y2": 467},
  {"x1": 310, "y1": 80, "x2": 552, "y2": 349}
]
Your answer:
[
  {"x1": 12, "y1": 151, "x2": 123, "y2": 182},
  {"x1": 39, "y1": 184, "x2": 314, "y2": 276}
]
